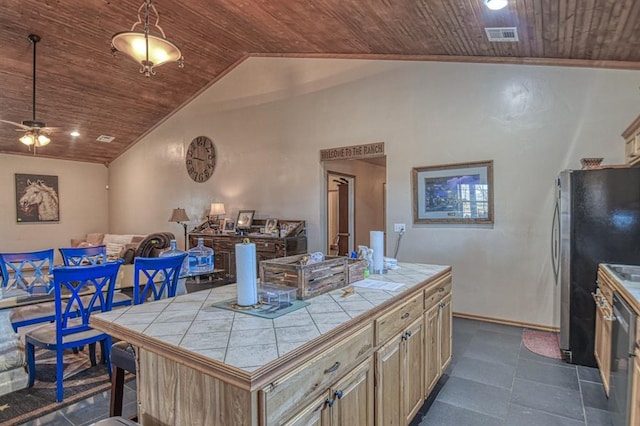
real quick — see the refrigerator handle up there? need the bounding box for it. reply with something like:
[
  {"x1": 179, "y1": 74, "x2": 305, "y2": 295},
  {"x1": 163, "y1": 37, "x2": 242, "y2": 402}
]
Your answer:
[{"x1": 551, "y1": 199, "x2": 560, "y2": 285}]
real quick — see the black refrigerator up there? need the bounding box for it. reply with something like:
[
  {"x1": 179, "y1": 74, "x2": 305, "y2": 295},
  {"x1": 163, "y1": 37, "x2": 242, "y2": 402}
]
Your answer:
[{"x1": 554, "y1": 167, "x2": 640, "y2": 367}]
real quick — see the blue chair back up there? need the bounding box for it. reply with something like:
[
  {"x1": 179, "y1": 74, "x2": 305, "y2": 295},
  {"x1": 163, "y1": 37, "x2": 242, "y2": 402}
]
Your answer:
[
  {"x1": 133, "y1": 254, "x2": 188, "y2": 305},
  {"x1": 0, "y1": 249, "x2": 54, "y2": 294},
  {"x1": 53, "y1": 261, "x2": 123, "y2": 342},
  {"x1": 59, "y1": 245, "x2": 107, "y2": 266}
]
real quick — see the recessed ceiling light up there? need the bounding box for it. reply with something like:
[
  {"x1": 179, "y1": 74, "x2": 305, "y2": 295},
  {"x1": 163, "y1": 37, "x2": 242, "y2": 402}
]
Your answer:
[
  {"x1": 484, "y1": 0, "x2": 508, "y2": 10},
  {"x1": 70, "y1": 131, "x2": 80, "y2": 137}
]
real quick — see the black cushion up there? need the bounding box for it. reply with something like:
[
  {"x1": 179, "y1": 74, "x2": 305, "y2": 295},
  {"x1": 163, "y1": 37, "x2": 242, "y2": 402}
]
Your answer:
[{"x1": 110, "y1": 341, "x2": 136, "y2": 374}]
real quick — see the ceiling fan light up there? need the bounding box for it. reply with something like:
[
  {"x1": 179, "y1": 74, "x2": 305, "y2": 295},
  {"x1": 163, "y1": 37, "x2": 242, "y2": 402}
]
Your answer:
[
  {"x1": 20, "y1": 133, "x2": 35, "y2": 146},
  {"x1": 36, "y1": 134, "x2": 50, "y2": 146},
  {"x1": 484, "y1": 0, "x2": 508, "y2": 10}
]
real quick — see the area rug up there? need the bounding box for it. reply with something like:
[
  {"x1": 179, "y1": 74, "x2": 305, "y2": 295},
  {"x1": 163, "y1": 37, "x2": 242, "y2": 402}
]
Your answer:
[
  {"x1": 0, "y1": 346, "x2": 128, "y2": 426},
  {"x1": 522, "y1": 330, "x2": 562, "y2": 359}
]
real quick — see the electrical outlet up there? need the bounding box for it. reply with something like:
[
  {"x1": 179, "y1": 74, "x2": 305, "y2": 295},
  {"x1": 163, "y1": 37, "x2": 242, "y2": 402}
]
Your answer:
[{"x1": 394, "y1": 223, "x2": 406, "y2": 233}]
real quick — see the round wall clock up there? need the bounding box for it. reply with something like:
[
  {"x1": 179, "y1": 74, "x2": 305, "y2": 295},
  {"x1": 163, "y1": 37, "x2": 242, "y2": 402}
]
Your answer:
[{"x1": 185, "y1": 136, "x2": 216, "y2": 183}]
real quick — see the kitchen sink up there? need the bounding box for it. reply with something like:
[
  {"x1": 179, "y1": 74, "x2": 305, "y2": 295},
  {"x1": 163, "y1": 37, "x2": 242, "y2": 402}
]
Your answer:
[{"x1": 605, "y1": 264, "x2": 640, "y2": 283}]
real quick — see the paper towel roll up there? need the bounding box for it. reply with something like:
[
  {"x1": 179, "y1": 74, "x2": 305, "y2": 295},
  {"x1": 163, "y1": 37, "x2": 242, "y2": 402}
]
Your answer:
[
  {"x1": 370, "y1": 230, "x2": 384, "y2": 273},
  {"x1": 235, "y1": 242, "x2": 258, "y2": 306}
]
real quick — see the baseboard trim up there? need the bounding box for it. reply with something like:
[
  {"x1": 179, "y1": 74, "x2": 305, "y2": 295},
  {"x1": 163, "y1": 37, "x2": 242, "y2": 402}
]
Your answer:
[{"x1": 453, "y1": 312, "x2": 559, "y2": 333}]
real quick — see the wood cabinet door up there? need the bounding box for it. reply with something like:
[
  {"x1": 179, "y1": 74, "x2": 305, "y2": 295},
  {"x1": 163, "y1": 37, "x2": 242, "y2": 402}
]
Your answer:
[
  {"x1": 283, "y1": 393, "x2": 330, "y2": 426},
  {"x1": 630, "y1": 348, "x2": 640, "y2": 426},
  {"x1": 425, "y1": 303, "x2": 440, "y2": 393},
  {"x1": 330, "y1": 358, "x2": 374, "y2": 426},
  {"x1": 439, "y1": 294, "x2": 452, "y2": 372},
  {"x1": 403, "y1": 318, "x2": 425, "y2": 425},
  {"x1": 594, "y1": 295, "x2": 612, "y2": 395},
  {"x1": 600, "y1": 306, "x2": 612, "y2": 396},
  {"x1": 375, "y1": 333, "x2": 403, "y2": 426}
]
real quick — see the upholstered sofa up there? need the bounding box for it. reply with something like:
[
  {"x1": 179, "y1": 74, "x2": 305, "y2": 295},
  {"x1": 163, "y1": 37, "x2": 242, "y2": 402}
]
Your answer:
[{"x1": 70, "y1": 232, "x2": 175, "y2": 263}]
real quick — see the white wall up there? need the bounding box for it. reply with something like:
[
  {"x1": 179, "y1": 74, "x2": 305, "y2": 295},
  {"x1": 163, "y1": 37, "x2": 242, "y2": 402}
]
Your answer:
[
  {"x1": 108, "y1": 57, "x2": 639, "y2": 328},
  {"x1": 0, "y1": 153, "x2": 109, "y2": 262}
]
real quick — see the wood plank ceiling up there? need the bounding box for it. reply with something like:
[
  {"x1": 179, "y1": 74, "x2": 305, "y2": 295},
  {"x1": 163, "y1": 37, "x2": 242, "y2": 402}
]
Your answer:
[{"x1": 1, "y1": 0, "x2": 639, "y2": 164}]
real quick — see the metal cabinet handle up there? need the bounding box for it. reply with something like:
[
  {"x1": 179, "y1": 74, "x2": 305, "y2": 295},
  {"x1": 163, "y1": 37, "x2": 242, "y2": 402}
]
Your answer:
[
  {"x1": 324, "y1": 362, "x2": 341, "y2": 374},
  {"x1": 326, "y1": 397, "x2": 335, "y2": 408},
  {"x1": 406, "y1": 330, "x2": 412, "y2": 338},
  {"x1": 401, "y1": 312, "x2": 410, "y2": 319},
  {"x1": 334, "y1": 390, "x2": 343, "y2": 400},
  {"x1": 438, "y1": 287, "x2": 445, "y2": 293}
]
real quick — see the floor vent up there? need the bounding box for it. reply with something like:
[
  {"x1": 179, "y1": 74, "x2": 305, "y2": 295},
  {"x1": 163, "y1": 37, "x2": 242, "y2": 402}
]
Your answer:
[
  {"x1": 485, "y1": 27, "x2": 519, "y2": 42},
  {"x1": 96, "y1": 135, "x2": 115, "y2": 143}
]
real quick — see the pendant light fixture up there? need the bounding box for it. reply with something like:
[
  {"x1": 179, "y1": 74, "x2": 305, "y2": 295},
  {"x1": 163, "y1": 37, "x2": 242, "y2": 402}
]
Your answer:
[
  {"x1": 484, "y1": 0, "x2": 508, "y2": 10},
  {"x1": 111, "y1": 0, "x2": 184, "y2": 77}
]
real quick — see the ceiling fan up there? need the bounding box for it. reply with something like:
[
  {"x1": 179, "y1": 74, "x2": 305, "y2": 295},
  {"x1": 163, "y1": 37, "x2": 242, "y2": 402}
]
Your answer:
[{"x1": 0, "y1": 34, "x2": 59, "y2": 152}]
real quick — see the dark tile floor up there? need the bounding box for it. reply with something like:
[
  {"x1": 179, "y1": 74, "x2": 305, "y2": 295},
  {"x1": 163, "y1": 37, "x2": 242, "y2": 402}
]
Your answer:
[
  {"x1": 412, "y1": 318, "x2": 613, "y2": 426},
  {"x1": 19, "y1": 317, "x2": 613, "y2": 425}
]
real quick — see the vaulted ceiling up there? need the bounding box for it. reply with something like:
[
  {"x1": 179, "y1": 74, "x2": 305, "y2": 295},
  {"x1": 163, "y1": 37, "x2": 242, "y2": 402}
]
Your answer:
[{"x1": 1, "y1": 0, "x2": 639, "y2": 164}]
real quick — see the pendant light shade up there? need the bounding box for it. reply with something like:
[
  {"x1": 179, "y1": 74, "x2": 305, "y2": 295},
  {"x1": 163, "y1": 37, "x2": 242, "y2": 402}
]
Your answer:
[
  {"x1": 111, "y1": 0, "x2": 184, "y2": 77},
  {"x1": 484, "y1": 0, "x2": 508, "y2": 10}
]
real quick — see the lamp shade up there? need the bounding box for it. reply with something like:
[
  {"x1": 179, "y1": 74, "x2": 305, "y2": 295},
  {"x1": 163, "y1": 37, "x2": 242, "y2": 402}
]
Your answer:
[
  {"x1": 484, "y1": 0, "x2": 508, "y2": 10},
  {"x1": 209, "y1": 202, "x2": 226, "y2": 216},
  {"x1": 111, "y1": 32, "x2": 182, "y2": 69},
  {"x1": 169, "y1": 208, "x2": 190, "y2": 223}
]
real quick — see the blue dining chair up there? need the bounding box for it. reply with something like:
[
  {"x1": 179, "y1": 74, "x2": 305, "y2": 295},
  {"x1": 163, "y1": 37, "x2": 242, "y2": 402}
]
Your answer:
[
  {"x1": 25, "y1": 261, "x2": 123, "y2": 402},
  {"x1": 0, "y1": 249, "x2": 56, "y2": 331},
  {"x1": 110, "y1": 253, "x2": 187, "y2": 417},
  {"x1": 59, "y1": 245, "x2": 131, "y2": 309},
  {"x1": 59, "y1": 245, "x2": 107, "y2": 266}
]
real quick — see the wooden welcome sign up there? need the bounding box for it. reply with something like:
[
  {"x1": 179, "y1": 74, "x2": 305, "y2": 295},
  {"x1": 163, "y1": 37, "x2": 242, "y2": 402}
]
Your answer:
[{"x1": 320, "y1": 142, "x2": 385, "y2": 161}]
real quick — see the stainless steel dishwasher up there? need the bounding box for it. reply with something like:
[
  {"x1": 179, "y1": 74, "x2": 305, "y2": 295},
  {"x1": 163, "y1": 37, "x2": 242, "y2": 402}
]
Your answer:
[{"x1": 609, "y1": 292, "x2": 637, "y2": 426}]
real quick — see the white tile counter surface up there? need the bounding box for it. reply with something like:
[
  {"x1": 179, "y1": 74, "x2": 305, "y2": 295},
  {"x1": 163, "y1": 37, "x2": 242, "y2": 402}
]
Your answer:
[{"x1": 92, "y1": 263, "x2": 448, "y2": 373}]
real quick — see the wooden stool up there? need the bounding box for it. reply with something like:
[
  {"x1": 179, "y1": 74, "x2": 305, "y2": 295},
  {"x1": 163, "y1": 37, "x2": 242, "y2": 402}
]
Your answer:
[{"x1": 109, "y1": 341, "x2": 136, "y2": 417}]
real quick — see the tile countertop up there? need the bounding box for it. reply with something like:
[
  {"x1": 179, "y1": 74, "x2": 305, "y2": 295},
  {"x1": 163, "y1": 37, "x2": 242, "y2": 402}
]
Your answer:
[
  {"x1": 91, "y1": 262, "x2": 449, "y2": 376},
  {"x1": 601, "y1": 264, "x2": 640, "y2": 314}
]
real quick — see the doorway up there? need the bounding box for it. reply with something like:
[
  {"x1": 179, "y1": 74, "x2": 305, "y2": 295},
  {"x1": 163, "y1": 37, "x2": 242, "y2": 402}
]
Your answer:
[
  {"x1": 327, "y1": 172, "x2": 355, "y2": 256},
  {"x1": 324, "y1": 156, "x2": 386, "y2": 256}
]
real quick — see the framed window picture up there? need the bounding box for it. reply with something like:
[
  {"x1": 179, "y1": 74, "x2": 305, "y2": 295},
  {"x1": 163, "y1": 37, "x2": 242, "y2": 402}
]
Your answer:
[
  {"x1": 222, "y1": 218, "x2": 236, "y2": 233},
  {"x1": 236, "y1": 210, "x2": 255, "y2": 230},
  {"x1": 412, "y1": 160, "x2": 494, "y2": 224},
  {"x1": 15, "y1": 173, "x2": 60, "y2": 223},
  {"x1": 264, "y1": 218, "x2": 279, "y2": 234}
]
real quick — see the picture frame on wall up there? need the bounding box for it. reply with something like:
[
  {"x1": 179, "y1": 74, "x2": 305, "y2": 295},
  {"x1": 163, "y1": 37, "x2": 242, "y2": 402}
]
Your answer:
[
  {"x1": 412, "y1": 160, "x2": 494, "y2": 224},
  {"x1": 15, "y1": 173, "x2": 60, "y2": 223},
  {"x1": 235, "y1": 210, "x2": 255, "y2": 230}
]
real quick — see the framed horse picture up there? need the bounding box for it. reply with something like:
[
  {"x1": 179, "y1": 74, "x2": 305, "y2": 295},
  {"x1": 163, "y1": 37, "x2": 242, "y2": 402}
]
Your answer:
[{"x1": 15, "y1": 174, "x2": 60, "y2": 223}]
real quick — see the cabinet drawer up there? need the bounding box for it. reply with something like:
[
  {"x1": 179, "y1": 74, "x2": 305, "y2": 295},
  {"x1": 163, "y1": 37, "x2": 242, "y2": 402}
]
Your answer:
[
  {"x1": 425, "y1": 277, "x2": 452, "y2": 309},
  {"x1": 262, "y1": 323, "x2": 373, "y2": 425},
  {"x1": 256, "y1": 241, "x2": 278, "y2": 253},
  {"x1": 375, "y1": 293, "x2": 423, "y2": 344},
  {"x1": 598, "y1": 274, "x2": 614, "y2": 306}
]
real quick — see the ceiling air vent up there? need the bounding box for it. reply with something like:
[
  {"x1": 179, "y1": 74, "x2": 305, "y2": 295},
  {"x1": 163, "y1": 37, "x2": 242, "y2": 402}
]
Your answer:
[
  {"x1": 96, "y1": 135, "x2": 115, "y2": 143},
  {"x1": 485, "y1": 27, "x2": 519, "y2": 42}
]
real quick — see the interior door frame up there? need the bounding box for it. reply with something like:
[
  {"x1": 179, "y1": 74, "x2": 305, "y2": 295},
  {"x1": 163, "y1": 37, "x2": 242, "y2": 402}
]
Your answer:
[{"x1": 326, "y1": 171, "x2": 355, "y2": 255}]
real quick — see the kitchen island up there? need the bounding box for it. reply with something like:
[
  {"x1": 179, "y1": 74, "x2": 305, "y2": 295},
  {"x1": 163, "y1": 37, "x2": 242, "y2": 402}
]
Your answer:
[{"x1": 91, "y1": 262, "x2": 452, "y2": 426}]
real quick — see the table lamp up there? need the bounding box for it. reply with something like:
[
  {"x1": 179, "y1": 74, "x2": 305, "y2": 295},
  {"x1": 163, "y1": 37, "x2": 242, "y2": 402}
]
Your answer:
[
  {"x1": 169, "y1": 208, "x2": 190, "y2": 250},
  {"x1": 209, "y1": 202, "x2": 226, "y2": 229}
]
